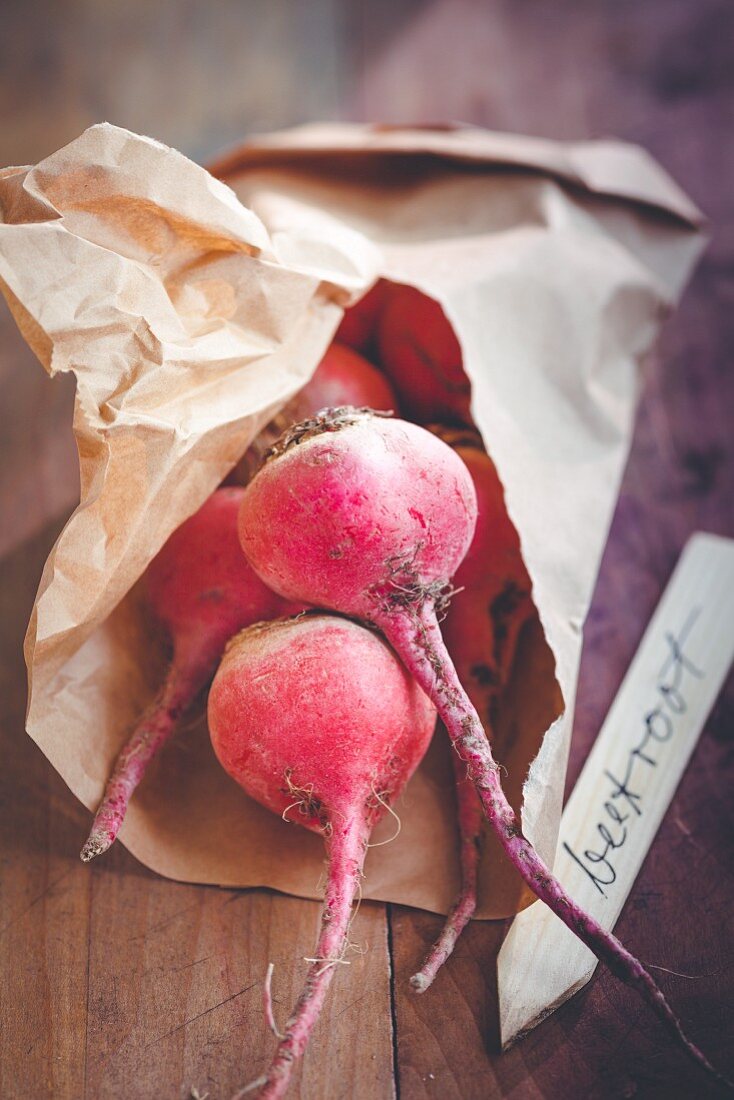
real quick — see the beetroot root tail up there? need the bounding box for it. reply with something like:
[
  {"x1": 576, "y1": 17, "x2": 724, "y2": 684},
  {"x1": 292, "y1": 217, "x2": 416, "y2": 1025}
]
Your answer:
[
  {"x1": 411, "y1": 755, "x2": 482, "y2": 992},
  {"x1": 80, "y1": 669, "x2": 195, "y2": 862},
  {"x1": 379, "y1": 605, "x2": 731, "y2": 1089},
  {"x1": 237, "y1": 820, "x2": 367, "y2": 1100}
]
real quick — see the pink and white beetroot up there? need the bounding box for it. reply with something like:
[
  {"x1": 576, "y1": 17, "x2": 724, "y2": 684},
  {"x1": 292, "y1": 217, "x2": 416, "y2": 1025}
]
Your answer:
[
  {"x1": 208, "y1": 614, "x2": 436, "y2": 1099},
  {"x1": 238, "y1": 407, "x2": 724, "y2": 1083},
  {"x1": 80, "y1": 488, "x2": 300, "y2": 861}
]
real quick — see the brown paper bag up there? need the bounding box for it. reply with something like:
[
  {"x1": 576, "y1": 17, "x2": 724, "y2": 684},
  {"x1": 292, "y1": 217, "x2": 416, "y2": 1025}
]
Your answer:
[{"x1": 0, "y1": 122, "x2": 704, "y2": 917}]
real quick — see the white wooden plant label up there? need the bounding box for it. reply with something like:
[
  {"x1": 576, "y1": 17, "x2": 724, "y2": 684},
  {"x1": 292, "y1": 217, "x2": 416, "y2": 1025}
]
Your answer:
[{"x1": 498, "y1": 532, "x2": 734, "y2": 1047}]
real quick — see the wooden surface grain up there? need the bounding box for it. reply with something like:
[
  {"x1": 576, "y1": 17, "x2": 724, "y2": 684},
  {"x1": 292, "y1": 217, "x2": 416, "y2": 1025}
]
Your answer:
[{"x1": 1, "y1": 2, "x2": 732, "y2": 1098}]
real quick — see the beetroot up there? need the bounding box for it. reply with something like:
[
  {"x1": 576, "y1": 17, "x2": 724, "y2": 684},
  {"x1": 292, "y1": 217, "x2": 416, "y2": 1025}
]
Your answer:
[
  {"x1": 237, "y1": 408, "x2": 724, "y2": 1082},
  {"x1": 80, "y1": 488, "x2": 299, "y2": 862},
  {"x1": 208, "y1": 613, "x2": 436, "y2": 1098},
  {"x1": 377, "y1": 284, "x2": 472, "y2": 425},
  {"x1": 334, "y1": 280, "x2": 386, "y2": 352},
  {"x1": 440, "y1": 432, "x2": 534, "y2": 720},
  {"x1": 295, "y1": 342, "x2": 396, "y2": 414},
  {"x1": 412, "y1": 430, "x2": 535, "y2": 990},
  {"x1": 233, "y1": 341, "x2": 397, "y2": 483}
]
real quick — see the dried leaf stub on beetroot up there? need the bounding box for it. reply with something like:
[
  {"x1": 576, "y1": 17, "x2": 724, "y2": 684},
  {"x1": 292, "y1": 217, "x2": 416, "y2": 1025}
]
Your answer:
[{"x1": 228, "y1": 340, "x2": 399, "y2": 484}]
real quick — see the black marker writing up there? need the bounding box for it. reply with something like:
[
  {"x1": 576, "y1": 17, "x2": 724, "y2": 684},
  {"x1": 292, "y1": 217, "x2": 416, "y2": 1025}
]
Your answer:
[{"x1": 563, "y1": 607, "x2": 704, "y2": 897}]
